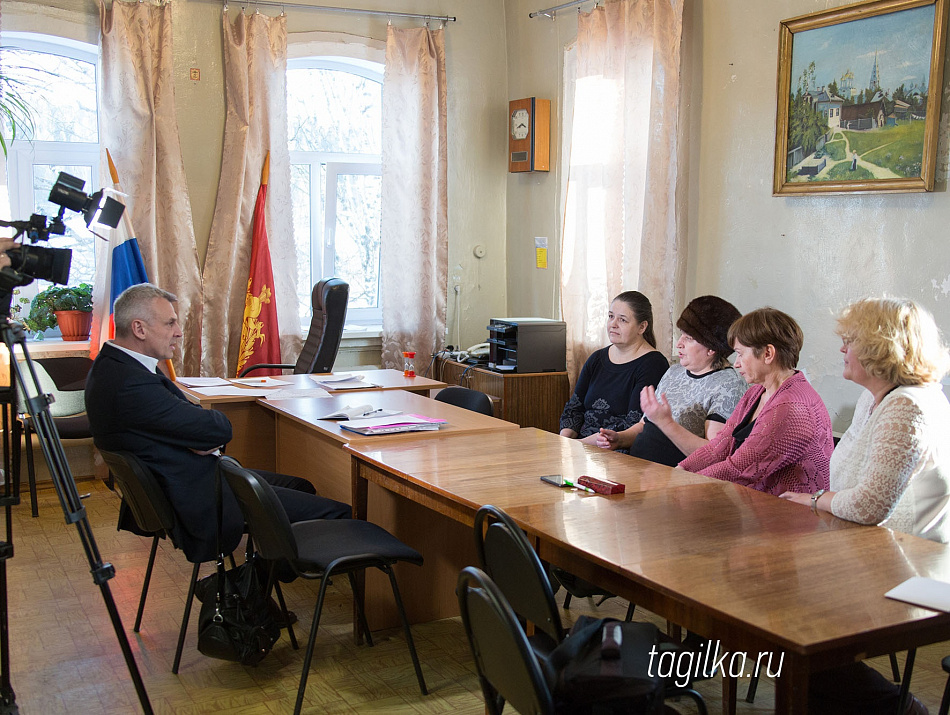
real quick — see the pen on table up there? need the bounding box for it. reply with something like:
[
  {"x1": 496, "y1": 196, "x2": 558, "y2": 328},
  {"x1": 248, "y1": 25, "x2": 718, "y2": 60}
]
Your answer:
[
  {"x1": 361, "y1": 408, "x2": 384, "y2": 417},
  {"x1": 563, "y1": 479, "x2": 596, "y2": 494}
]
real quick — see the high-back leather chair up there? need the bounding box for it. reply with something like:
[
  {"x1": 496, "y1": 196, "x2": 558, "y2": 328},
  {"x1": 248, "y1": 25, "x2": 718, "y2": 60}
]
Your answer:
[{"x1": 238, "y1": 278, "x2": 348, "y2": 377}]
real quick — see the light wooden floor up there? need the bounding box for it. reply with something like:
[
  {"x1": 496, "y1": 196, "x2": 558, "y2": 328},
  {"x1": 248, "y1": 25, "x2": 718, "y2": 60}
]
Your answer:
[{"x1": 4, "y1": 478, "x2": 950, "y2": 714}]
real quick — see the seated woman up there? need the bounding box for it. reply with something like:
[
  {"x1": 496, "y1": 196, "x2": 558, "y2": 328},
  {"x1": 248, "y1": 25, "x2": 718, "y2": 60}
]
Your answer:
[
  {"x1": 678, "y1": 307, "x2": 832, "y2": 495},
  {"x1": 781, "y1": 298, "x2": 950, "y2": 541},
  {"x1": 778, "y1": 300, "x2": 939, "y2": 715},
  {"x1": 559, "y1": 291, "x2": 669, "y2": 445},
  {"x1": 595, "y1": 295, "x2": 748, "y2": 465}
]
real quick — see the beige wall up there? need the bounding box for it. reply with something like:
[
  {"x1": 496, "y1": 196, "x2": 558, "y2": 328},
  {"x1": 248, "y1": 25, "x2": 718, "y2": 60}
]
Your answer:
[
  {"x1": 6, "y1": 0, "x2": 509, "y2": 351},
  {"x1": 504, "y1": 0, "x2": 950, "y2": 428},
  {"x1": 690, "y1": 0, "x2": 950, "y2": 428}
]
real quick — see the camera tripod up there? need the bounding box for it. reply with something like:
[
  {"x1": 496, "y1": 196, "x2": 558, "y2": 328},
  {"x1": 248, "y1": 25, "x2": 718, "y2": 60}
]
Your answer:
[{"x1": 0, "y1": 287, "x2": 153, "y2": 714}]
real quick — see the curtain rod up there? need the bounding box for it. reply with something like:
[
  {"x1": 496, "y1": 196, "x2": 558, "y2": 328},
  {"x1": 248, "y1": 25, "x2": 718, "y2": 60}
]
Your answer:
[
  {"x1": 220, "y1": 0, "x2": 456, "y2": 22},
  {"x1": 529, "y1": 0, "x2": 595, "y2": 19}
]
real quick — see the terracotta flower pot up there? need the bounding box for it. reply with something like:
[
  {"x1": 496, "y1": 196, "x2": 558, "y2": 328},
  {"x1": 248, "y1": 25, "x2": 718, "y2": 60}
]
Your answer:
[{"x1": 55, "y1": 310, "x2": 93, "y2": 341}]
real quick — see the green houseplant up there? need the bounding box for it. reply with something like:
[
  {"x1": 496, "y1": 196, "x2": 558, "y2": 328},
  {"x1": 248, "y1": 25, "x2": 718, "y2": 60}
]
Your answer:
[{"x1": 26, "y1": 283, "x2": 93, "y2": 340}]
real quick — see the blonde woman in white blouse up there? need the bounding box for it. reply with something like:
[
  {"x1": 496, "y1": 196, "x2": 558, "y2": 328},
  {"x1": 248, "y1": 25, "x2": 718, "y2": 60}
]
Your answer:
[{"x1": 781, "y1": 298, "x2": 950, "y2": 544}]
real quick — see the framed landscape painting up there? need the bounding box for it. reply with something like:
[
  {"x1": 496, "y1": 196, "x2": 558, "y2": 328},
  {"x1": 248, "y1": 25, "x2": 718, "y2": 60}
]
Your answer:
[{"x1": 773, "y1": 0, "x2": 948, "y2": 196}]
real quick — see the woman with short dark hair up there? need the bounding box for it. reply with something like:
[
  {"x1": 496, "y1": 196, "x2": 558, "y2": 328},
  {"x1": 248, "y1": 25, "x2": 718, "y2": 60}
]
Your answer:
[{"x1": 678, "y1": 307, "x2": 833, "y2": 494}]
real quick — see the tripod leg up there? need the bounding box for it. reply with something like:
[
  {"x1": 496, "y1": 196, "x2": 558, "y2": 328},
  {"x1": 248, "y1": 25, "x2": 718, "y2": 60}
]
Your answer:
[{"x1": 24, "y1": 422, "x2": 37, "y2": 518}]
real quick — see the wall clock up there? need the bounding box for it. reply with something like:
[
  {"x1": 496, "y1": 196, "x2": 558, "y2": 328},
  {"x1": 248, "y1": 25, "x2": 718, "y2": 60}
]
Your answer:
[{"x1": 509, "y1": 97, "x2": 550, "y2": 173}]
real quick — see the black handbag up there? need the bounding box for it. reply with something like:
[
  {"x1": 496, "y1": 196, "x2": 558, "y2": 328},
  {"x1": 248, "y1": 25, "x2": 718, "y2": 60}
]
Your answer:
[
  {"x1": 549, "y1": 615, "x2": 665, "y2": 713},
  {"x1": 196, "y1": 462, "x2": 280, "y2": 666}
]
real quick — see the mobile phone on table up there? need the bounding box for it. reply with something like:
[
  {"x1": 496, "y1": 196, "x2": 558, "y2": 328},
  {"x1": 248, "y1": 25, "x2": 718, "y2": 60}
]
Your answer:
[{"x1": 540, "y1": 474, "x2": 566, "y2": 487}]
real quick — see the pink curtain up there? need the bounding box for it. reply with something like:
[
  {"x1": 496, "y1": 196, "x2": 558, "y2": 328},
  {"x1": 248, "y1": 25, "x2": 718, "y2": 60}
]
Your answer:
[
  {"x1": 201, "y1": 9, "x2": 298, "y2": 377},
  {"x1": 560, "y1": 0, "x2": 685, "y2": 383},
  {"x1": 379, "y1": 25, "x2": 448, "y2": 369},
  {"x1": 98, "y1": 0, "x2": 202, "y2": 375}
]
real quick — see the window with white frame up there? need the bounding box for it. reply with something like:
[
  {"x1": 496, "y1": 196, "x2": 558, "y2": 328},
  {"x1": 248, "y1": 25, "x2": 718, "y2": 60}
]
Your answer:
[
  {"x1": 287, "y1": 56, "x2": 382, "y2": 328},
  {"x1": 2, "y1": 33, "x2": 100, "y2": 296}
]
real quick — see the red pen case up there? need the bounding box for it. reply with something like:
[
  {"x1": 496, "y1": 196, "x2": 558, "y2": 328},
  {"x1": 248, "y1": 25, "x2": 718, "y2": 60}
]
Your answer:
[{"x1": 577, "y1": 476, "x2": 625, "y2": 495}]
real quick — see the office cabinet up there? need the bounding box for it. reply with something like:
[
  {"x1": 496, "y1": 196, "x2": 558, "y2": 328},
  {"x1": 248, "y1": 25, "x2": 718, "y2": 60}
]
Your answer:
[{"x1": 433, "y1": 357, "x2": 570, "y2": 433}]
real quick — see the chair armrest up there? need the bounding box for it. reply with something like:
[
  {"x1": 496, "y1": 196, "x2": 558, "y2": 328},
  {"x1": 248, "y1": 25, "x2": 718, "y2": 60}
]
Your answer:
[{"x1": 238, "y1": 363, "x2": 294, "y2": 377}]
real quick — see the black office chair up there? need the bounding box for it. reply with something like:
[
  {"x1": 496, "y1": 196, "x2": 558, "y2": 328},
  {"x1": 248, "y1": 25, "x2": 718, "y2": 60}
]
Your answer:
[
  {"x1": 217, "y1": 456, "x2": 427, "y2": 715},
  {"x1": 458, "y1": 566, "x2": 666, "y2": 715},
  {"x1": 238, "y1": 278, "x2": 348, "y2": 376},
  {"x1": 98, "y1": 449, "x2": 205, "y2": 674},
  {"x1": 13, "y1": 357, "x2": 94, "y2": 517},
  {"x1": 473, "y1": 505, "x2": 707, "y2": 715},
  {"x1": 434, "y1": 386, "x2": 494, "y2": 416}
]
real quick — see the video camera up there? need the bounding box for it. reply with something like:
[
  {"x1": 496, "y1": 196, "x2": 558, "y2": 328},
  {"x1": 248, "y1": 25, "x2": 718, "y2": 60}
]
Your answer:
[{"x1": 0, "y1": 171, "x2": 125, "y2": 290}]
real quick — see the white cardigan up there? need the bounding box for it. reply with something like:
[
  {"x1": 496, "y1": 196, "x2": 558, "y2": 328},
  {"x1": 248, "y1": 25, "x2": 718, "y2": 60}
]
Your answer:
[{"x1": 830, "y1": 384, "x2": 950, "y2": 543}]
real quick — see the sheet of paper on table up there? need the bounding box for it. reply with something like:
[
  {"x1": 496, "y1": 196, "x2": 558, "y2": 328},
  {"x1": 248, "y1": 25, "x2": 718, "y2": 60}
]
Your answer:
[
  {"x1": 177, "y1": 377, "x2": 231, "y2": 387},
  {"x1": 191, "y1": 386, "x2": 274, "y2": 397},
  {"x1": 309, "y1": 373, "x2": 379, "y2": 389},
  {"x1": 262, "y1": 388, "x2": 331, "y2": 400},
  {"x1": 885, "y1": 576, "x2": 950, "y2": 612},
  {"x1": 230, "y1": 377, "x2": 292, "y2": 387}
]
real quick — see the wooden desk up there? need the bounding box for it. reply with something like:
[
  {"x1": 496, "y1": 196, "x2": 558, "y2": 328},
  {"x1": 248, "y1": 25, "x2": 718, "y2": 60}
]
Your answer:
[
  {"x1": 176, "y1": 370, "x2": 446, "y2": 470},
  {"x1": 263, "y1": 390, "x2": 519, "y2": 626},
  {"x1": 346, "y1": 428, "x2": 950, "y2": 714},
  {"x1": 433, "y1": 357, "x2": 570, "y2": 432}
]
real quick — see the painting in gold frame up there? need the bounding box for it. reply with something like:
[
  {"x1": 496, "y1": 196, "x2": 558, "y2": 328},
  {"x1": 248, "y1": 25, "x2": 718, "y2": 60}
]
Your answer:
[{"x1": 773, "y1": 0, "x2": 948, "y2": 196}]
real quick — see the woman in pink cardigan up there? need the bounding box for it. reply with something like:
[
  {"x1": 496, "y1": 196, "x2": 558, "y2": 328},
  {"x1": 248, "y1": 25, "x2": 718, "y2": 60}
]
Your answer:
[{"x1": 678, "y1": 307, "x2": 832, "y2": 495}]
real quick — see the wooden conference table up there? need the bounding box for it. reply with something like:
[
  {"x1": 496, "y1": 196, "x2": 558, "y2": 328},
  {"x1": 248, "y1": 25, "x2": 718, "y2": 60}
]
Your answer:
[
  {"x1": 345, "y1": 428, "x2": 950, "y2": 715},
  {"x1": 261, "y1": 390, "x2": 519, "y2": 624},
  {"x1": 177, "y1": 369, "x2": 446, "y2": 470}
]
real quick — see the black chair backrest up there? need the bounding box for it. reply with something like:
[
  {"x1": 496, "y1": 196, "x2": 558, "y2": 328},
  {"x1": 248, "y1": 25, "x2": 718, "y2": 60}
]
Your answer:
[
  {"x1": 457, "y1": 567, "x2": 555, "y2": 715},
  {"x1": 474, "y1": 505, "x2": 564, "y2": 647},
  {"x1": 35, "y1": 356, "x2": 94, "y2": 392},
  {"x1": 434, "y1": 386, "x2": 493, "y2": 416},
  {"x1": 295, "y1": 278, "x2": 349, "y2": 374},
  {"x1": 217, "y1": 456, "x2": 299, "y2": 564},
  {"x1": 99, "y1": 449, "x2": 178, "y2": 537}
]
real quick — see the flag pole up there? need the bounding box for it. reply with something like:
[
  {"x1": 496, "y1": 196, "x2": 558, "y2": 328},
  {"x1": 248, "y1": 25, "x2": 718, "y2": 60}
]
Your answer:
[{"x1": 105, "y1": 150, "x2": 177, "y2": 381}]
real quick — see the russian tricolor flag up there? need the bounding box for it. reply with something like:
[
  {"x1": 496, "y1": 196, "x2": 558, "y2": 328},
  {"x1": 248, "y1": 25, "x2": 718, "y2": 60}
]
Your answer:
[{"x1": 89, "y1": 151, "x2": 149, "y2": 359}]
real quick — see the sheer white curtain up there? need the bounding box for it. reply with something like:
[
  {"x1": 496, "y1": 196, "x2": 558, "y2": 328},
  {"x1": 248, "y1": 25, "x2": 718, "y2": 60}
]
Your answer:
[
  {"x1": 560, "y1": 0, "x2": 685, "y2": 383},
  {"x1": 202, "y1": 9, "x2": 298, "y2": 377},
  {"x1": 379, "y1": 25, "x2": 448, "y2": 369},
  {"x1": 98, "y1": 0, "x2": 202, "y2": 375}
]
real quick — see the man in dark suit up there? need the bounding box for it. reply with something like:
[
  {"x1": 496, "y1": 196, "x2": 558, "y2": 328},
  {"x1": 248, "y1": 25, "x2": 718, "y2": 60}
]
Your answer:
[{"x1": 86, "y1": 283, "x2": 350, "y2": 563}]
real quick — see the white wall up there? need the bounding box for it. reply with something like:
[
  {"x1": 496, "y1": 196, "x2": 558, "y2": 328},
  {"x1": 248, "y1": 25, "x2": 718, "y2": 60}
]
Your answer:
[{"x1": 5, "y1": 0, "x2": 510, "y2": 352}]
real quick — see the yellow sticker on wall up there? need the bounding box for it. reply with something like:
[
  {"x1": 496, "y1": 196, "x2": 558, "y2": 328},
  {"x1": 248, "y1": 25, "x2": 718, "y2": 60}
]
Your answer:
[{"x1": 535, "y1": 237, "x2": 548, "y2": 269}]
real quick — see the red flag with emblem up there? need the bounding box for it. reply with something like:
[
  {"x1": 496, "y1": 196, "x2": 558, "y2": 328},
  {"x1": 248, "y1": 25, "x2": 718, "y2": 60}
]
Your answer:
[{"x1": 235, "y1": 152, "x2": 281, "y2": 377}]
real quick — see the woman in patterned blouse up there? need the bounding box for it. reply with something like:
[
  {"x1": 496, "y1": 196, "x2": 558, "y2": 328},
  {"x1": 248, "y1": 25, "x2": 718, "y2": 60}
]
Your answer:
[
  {"x1": 781, "y1": 298, "x2": 950, "y2": 543},
  {"x1": 596, "y1": 295, "x2": 748, "y2": 466}
]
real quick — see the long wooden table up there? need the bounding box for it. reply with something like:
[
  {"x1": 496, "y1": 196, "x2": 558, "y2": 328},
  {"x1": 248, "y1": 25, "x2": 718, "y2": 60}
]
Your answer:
[
  {"x1": 262, "y1": 390, "x2": 519, "y2": 625},
  {"x1": 177, "y1": 370, "x2": 446, "y2": 470},
  {"x1": 345, "y1": 428, "x2": 950, "y2": 714}
]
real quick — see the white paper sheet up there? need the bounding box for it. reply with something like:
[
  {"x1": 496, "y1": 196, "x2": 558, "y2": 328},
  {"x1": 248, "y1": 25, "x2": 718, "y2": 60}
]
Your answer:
[
  {"x1": 230, "y1": 377, "x2": 292, "y2": 387},
  {"x1": 177, "y1": 377, "x2": 231, "y2": 387},
  {"x1": 262, "y1": 388, "x2": 331, "y2": 400},
  {"x1": 191, "y1": 386, "x2": 273, "y2": 397},
  {"x1": 885, "y1": 576, "x2": 950, "y2": 612}
]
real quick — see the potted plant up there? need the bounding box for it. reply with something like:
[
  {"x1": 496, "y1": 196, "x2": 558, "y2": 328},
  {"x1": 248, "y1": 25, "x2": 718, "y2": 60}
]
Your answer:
[{"x1": 26, "y1": 283, "x2": 94, "y2": 341}]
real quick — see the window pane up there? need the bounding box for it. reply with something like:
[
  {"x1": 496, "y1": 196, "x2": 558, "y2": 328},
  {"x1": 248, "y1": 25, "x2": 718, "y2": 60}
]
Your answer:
[
  {"x1": 1, "y1": 48, "x2": 97, "y2": 142},
  {"x1": 333, "y1": 173, "x2": 381, "y2": 309},
  {"x1": 287, "y1": 69, "x2": 381, "y2": 154},
  {"x1": 32, "y1": 164, "x2": 96, "y2": 287},
  {"x1": 290, "y1": 163, "x2": 313, "y2": 323}
]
